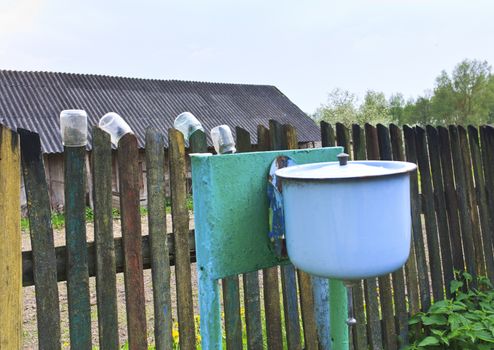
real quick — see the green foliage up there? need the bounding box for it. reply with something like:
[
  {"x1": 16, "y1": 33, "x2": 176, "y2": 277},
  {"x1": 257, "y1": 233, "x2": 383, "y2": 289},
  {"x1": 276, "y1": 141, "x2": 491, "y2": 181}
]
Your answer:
[
  {"x1": 314, "y1": 58, "x2": 494, "y2": 126},
  {"x1": 405, "y1": 272, "x2": 494, "y2": 350}
]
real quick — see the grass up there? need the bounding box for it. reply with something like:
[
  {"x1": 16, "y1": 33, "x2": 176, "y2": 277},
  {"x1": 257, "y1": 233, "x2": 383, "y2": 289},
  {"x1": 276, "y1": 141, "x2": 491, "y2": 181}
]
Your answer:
[{"x1": 21, "y1": 196, "x2": 194, "y2": 232}]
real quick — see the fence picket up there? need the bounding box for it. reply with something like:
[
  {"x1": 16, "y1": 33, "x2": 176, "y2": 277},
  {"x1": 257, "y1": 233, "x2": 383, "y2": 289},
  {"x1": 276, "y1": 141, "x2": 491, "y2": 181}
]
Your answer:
[
  {"x1": 145, "y1": 128, "x2": 173, "y2": 350},
  {"x1": 437, "y1": 127, "x2": 464, "y2": 273},
  {"x1": 403, "y1": 125, "x2": 431, "y2": 311},
  {"x1": 480, "y1": 126, "x2": 494, "y2": 259},
  {"x1": 389, "y1": 124, "x2": 414, "y2": 345},
  {"x1": 0, "y1": 125, "x2": 22, "y2": 350},
  {"x1": 92, "y1": 128, "x2": 119, "y2": 350},
  {"x1": 321, "y1": 121, "x2": 335, "y2": 147},
  {"x1": 449, "y1": 126, "x2": 478, "y2": 279},
  {"x1": 168, "y1": 129, "x2": 196, "y2": 349},
  {"x1": 236, "y1": 127, "x2": 264, "y2": 350},
  {"x1": 258, "y1": 124, "x2": 283, "y2": 350},
  {"x1": 458, "y1": 126, "x2": 486, "y2": 277},
  {"x1": 349, "y1": 124, "x2": 369, "y2": 350},
  {"x1": 425, "y1": 126, "x2": 454, "y2": 293},
  {"x1": 376, "y1": 124, "x2": 397, "y2": 350},
  {"x1": 64, "y1": 144, "x2": 92, "y2": 349},
  {"x1": 363, "y1": 123, "x2": 384, "y2": 350},
  {"x1": 118, "y1": 134, "x2": 148, "y2": 349},
  {"x1": 270, "y1": 119, "x2": 302, "y2": 350},
  {"x1": 283, "y1": 124, "x2": 319, "y2": 350},
  {"x1": 415, "y1": 126, "x2": 444, "y2": 302},
  {"x1": 467, "y1": 126, "x2": 494, "y2": 282},
  {"x1": 18, "y1": 129, "x2": 61, "y2": 350}
]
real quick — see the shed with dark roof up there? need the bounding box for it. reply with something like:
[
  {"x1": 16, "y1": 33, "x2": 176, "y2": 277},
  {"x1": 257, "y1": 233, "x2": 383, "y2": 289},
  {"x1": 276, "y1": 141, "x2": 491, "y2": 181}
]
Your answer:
[{"x1": 0, "y1": 70, "x2": 320, "y2": 209}]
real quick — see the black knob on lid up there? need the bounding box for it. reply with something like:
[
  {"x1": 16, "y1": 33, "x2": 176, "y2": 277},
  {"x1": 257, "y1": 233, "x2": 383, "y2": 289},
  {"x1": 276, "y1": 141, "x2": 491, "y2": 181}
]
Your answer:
[{"x1": 337, "y1": 152, "x2": 349, "y2": 166}]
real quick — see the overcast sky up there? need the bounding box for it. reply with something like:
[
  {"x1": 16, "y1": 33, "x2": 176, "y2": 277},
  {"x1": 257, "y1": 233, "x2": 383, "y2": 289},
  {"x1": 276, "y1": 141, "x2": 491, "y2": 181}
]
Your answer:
[{"x1": 1, "y1": 0, "x2": 494, "y2": 114}]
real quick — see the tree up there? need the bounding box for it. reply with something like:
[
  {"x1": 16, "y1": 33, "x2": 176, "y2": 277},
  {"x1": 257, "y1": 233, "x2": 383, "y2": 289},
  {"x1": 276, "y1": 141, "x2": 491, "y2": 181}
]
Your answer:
[
  {"x1": 431, "y1": 59, "x2": 494, "y2": 124},
  {"x1": 312, "y1": 88, "x2": 359, "y2": 126},
  {"x1": 358, "y1": 90, "x2": 392, "y2": 125}
]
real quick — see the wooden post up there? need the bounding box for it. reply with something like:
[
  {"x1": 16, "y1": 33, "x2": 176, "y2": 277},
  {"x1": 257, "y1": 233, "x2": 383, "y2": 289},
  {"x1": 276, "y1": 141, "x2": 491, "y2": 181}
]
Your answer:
[
  {"x1": 0, "y1": 125, "x2": 22, "y2": 350},
  {"x1": 19, "y1": 129, "x2": 61, "y2": 350},
  {"x1": 168, "y1": 128, "x2": 196, "y2": 350},
  {"x1": 118, "y1": 134, "x2": 148, "y2": 349},
  {"x1": 92, "y1": 128, "x2": 119, "y2": 350},
  {"x1": 145, "y1": 128, "x2": 173, "y2": 350},
  {"x1": 64, "y1": 145, "x2": 92, "y2": 349}
]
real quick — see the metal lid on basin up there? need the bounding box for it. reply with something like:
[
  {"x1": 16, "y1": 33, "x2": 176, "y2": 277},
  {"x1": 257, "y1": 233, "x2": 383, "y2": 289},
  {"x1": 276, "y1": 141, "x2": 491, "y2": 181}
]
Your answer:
[{"x1": 275, "y1": 157, "x2": 416, "y2": 181}]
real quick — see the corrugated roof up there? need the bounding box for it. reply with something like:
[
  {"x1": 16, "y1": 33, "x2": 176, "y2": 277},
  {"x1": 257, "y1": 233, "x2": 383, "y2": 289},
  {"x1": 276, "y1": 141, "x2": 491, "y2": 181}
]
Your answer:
[{"x1": 0, "y1": 70, "x2": 320, "y2": 153}]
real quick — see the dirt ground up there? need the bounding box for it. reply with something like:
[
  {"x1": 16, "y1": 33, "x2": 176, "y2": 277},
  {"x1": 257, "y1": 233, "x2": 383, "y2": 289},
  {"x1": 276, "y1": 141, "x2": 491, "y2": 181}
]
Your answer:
[{"x1": 22, "y1": 214, "x2": 199, "y2": 349}]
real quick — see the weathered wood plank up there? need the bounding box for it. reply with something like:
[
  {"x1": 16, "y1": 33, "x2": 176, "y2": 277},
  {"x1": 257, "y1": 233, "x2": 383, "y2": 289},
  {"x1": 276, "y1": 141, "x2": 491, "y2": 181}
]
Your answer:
[
  {"x1": 363, "y1": 123, "x2": 384, "y2": 350},
  {"x1": 480, "y1": 126, "x2": 494, "y2": 260},
  {"x1": 437, "y1": 127, "x2": 464, "y2": 274},
  {"x1": 0, "y1": 125, "x2": 22, "y2": 350},
  {"x1": 426, "y1": 126, "x2": 454, "y2": 296},
  {"x1": 18, "y1": 129, "x2": 61, "y2": 350},
  {"x1": 348, "y1": 124, "x2": 368, "y2": 350},
  {"x1": 336, "y1": 122, "x2": 350, "y2": 153},
  {"x1": 390, "y1": 124, "x2": 415, "y2": 345},
  {"x1": 403, "y1": 125, "x2": 431, "y2": 311},
  {"x1": 376, "y1": 124, "x2": 397, "y2": 350},
  {"x1": 92, "y1": 128, "x2": 119, "y2": 350},
  {"x1": 258, "y1": 124, "x2": 283, "y2": 350},
  {"x1": 284, "y1": 124, "x2": 318, "y2": 350},
  {"x1": 449, "y1": 126, "x2": 477, "y2": 279},
  {"x1": 415, "y1": 126, "x2": 444, "y2": 302},
  {"x1": 145, "y1": 128, "x2": 173, "y2": 350},
  {"x1": 271, "y1": 120, "x2": 301, "y2": 350},
  {"x1": 23, "y1": 231, "x2": 197, "y2": 287},
  {"x1": 118, "y1": 134, "x2": 148, "y2": 349},
  {"x1": 320, "y1": 121, "x2": 335, "y2": 147},
  {"x1": 236, "y1": 126, "x2": 264, "y2": 350},
  {"x1": 64, "y1": 145, "x2": 92, "y2": 349},
  {"x1": 458, "y1": 126, "x2": 485, "y2": 277},
  {"x1": 168, "y1": 128, "x2": 196, "y2": 349},
  {"x1": 468, "y1": 126, "x2": 494, "y2": 282}
]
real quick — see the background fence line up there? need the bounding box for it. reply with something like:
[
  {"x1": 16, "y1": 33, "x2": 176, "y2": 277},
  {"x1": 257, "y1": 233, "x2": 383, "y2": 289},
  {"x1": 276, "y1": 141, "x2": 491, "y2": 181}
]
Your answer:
[{"x1": 6, "y1": 121, "x2": 494, "y2": 349}]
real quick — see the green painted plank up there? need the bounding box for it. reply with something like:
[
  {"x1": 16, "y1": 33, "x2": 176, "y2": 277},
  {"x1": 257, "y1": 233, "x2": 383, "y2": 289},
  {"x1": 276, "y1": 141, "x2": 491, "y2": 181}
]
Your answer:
[
  {"x1": 19, "y1": 129, "x2": 61, "y2": 350},
  {"x1": 145, "y1": 128, "x2": 173, "y2": 350},
  {"x1": 92, "y1": 128, "x2": 119, "y2": 350},
  {"x1": 64, "y1": 146, "x2": 92, "y2": 349},
  {"x1": 168, "y1": 129, "x2": 196, "y2": 350},
  {"x1": 118, "y1": 134, "x2": 148, "y2": 349}
]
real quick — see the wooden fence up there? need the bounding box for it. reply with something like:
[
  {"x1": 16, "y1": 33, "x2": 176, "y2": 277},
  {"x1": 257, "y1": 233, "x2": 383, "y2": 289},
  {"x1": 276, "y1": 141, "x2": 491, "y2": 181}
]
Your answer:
[{"x1": 3, "y1": 120, "x2": 494, "y2": 349}]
